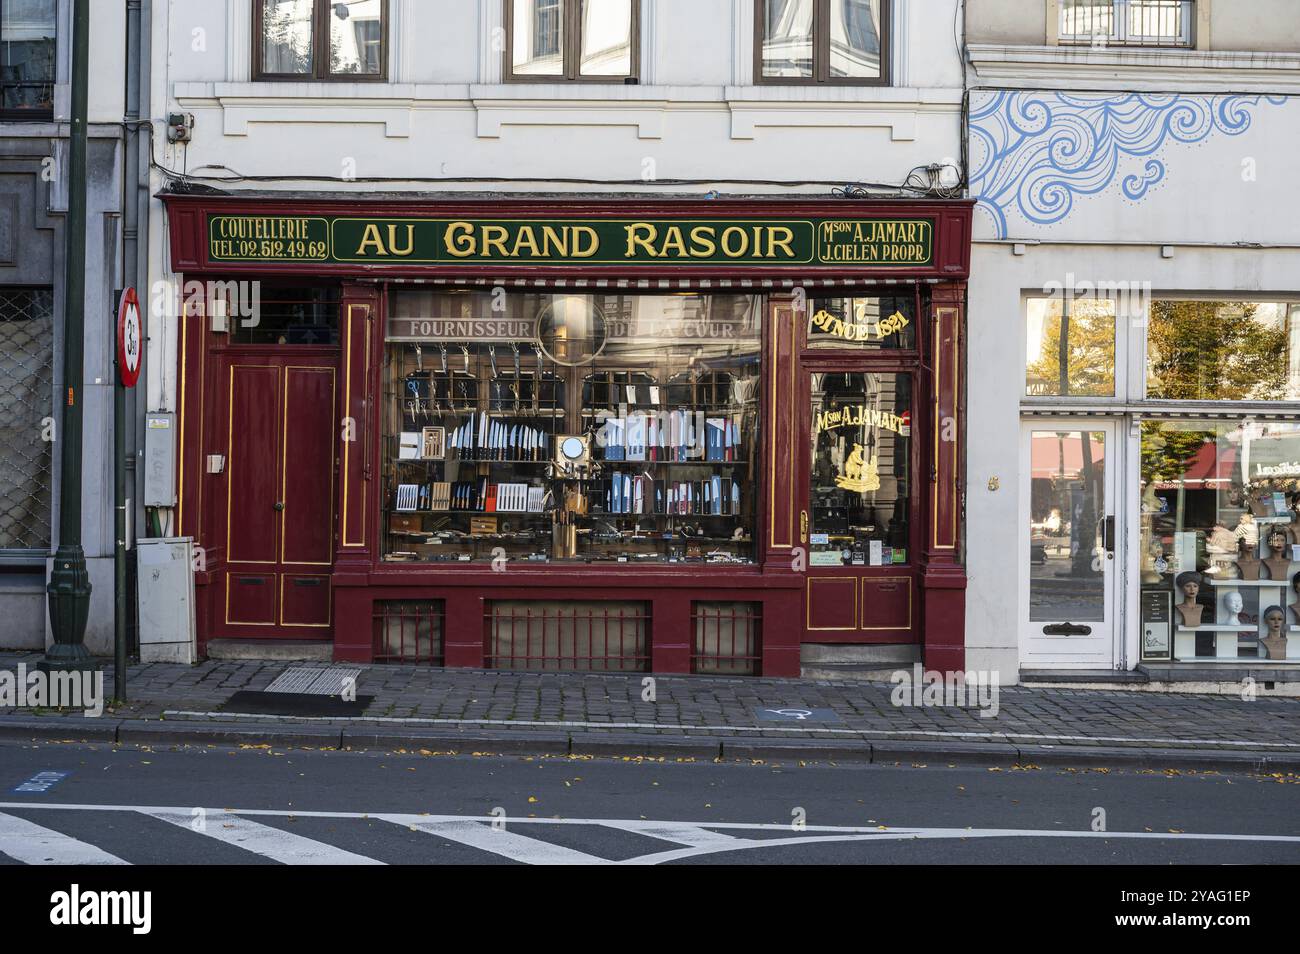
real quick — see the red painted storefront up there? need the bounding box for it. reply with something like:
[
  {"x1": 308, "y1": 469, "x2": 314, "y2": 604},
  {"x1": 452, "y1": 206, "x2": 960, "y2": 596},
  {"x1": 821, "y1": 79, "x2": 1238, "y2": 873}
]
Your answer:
[{"x1": 163, "y1": 193, "x2": 972, "y2": 676}]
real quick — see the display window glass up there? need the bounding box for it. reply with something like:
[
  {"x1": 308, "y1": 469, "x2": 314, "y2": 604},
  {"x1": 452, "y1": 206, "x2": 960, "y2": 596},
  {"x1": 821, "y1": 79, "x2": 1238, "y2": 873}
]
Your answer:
[
  {"x1": 1025, "y1": 296, "x2": 1116, "y2": 397},
  {"x1": 382, "y1": 290, "x2": 761, "y2": 565},
  {"x1": 1139, "y1": 419, "x2": 1300, "y2": 661},
  {"x1": 807, "y1": 371, "x2": 911, "y2": 566},
  {"x1": 805, "y1": 293, "x2": 915, "y2": 350},
  {"x1": 1146, "y1": 299, "x2": 1300, "y2": 402}
]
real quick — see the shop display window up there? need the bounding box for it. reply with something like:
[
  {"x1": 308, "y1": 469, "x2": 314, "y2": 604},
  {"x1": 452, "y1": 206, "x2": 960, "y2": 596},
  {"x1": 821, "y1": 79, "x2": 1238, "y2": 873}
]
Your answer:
[
  {"x1": 1025, "y1": 296, "x2": 1116, "y2": 397},
  {"x1": 807, "y1": 371, "x2": 911, "y2": 566},
  {"x1": 1140, "y1": 419, "x2": 1300, "y2": 661},
  {"x1": 381, "y1": 290, "x2": 761, "y2": 565},
  {"x1": 1146, "y1": 299, "x2": 1300, "y2": 402}
]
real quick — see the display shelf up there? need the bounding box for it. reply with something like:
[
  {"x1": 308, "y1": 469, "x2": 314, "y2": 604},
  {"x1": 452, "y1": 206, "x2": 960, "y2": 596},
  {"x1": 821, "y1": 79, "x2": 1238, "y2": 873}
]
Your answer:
[
  {"x1": 1207, "y1": 579, "x2": 1294, "y2": 587},
  {"x1": 383, "y1": 336, "x2": 760, "y2": 564}
]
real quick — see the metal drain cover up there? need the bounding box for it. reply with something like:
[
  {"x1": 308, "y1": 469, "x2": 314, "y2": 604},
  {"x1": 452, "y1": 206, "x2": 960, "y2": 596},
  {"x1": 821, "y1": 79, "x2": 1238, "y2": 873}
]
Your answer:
[{"x1": 265, "y1": 666, "x2": 362, "y2": 696}]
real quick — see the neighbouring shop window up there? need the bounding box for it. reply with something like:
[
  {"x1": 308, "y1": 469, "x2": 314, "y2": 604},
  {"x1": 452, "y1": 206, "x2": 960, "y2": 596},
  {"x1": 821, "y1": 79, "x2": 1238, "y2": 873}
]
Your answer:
[
  {"x1": 808, "y1": 372, "x2": 911, "y2": 566},
  {"x1": 1, "y1": 0, "x2": 56, "y2": 119},
  {"x1": 805, "y1": 293, "x2": 916, "y2": 350},
  {"x1": 1059, "y1": 0, "x2": 1194, "y2": 49},
  {"x1": 1027, "y1": 429, "x2": 1107, "y2": 622},
  {"x1": 382, "y1": 290, "x2": 760, "y2": 565},
  {"x1": 256, "y1": 0, "x2": 386, "y2": 80},
  {"x1": 225, "y1": 284, "x2": 340, "y2": 345},
  {"x1": 507, "y1": 0, "x2": 638, "y2": 82},
  {"x1": 1146, "y1": 299, "x2": 1300, "y2": 402},
  {"x1": 1025, "y1": 296, "x2": 1116, "y2": 397},
  {"x1": 1140, "y1": 419, "x2": 1300, "y2": 662},
  {"x1": 0, "y1": 287, "x2": 53, "y2": 556},
  {"x1": 757, "y1": 0, "x2": 887, "y2": 85}
]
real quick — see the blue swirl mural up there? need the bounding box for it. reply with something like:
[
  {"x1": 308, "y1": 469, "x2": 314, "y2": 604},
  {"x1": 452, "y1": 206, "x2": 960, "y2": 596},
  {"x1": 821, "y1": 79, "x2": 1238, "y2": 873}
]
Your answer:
[{"x1": 969, "y1": 92, "x2": 1288, "y2": 239}]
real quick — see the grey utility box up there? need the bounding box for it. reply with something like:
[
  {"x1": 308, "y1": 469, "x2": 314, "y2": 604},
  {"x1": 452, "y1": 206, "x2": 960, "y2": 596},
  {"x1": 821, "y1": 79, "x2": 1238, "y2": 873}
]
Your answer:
[
  {"x1": 143, "y1": 412, "x2": 177, "y2": 507},
  {"x1": 136, "y1": 537, "x2": 196, "y2": 664}
]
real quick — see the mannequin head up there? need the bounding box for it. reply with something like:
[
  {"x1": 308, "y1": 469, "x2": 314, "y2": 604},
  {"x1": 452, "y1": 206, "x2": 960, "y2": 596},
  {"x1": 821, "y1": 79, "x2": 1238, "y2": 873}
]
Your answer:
[
  {"x1": 1176, "y1": 571, "x2": 1201, "y2": 601},
  {"x1": 1269, "y1": 529, "x2": 1288, "y2": 555},
  {"x1": 1225, "y1": 591, "x2": 1244, "y2": 615},
  {"x1": 1263, "y1": 605, "x2": 1286, "y2": 637},
  {"x1": 1293, "y1": 571, "x2": 1300, "y2": 598}
]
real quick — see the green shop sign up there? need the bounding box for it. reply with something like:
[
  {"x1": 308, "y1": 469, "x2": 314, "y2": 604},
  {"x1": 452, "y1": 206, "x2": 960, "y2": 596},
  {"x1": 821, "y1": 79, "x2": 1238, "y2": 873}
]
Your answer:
[{"x1": 208, "y1": 215, "x2": 934, "y2": 268}]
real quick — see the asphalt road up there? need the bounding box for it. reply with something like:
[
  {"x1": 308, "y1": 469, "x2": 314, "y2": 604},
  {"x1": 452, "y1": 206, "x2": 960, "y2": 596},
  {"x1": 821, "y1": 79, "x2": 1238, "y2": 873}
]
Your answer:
[{"x1": 1, "y1": 739, "x2": 1298, "y2": 865}]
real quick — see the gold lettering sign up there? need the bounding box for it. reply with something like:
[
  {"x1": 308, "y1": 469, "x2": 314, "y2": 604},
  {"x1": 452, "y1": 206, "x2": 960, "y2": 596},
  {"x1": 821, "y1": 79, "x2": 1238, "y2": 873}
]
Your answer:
[
  {"x1": 810, "y1": 308, "x2": 910, "y2": 343},
  {"x1": 815, "y1": 405, "x2": 907, "y2": 437}
]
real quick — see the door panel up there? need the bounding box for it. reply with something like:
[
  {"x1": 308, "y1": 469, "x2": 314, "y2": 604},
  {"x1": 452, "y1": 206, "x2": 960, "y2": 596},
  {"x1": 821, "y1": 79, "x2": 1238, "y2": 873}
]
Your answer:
[
  {"x1": 218, "y1": 355, "x2": 338, "y2": 638},
  {"x1": 281, "y1": 575, "x2": 331, "y2": 627},
  {"x1": 281, "y1": 367, "x2": 336, "y2": 566},
  {"x1": 227, "y1": 573, "x2": 277, "y2": 626},
  {"x1": 1021, "y1": 422, "x2": 1119, "y2": 667},
  {"x1": 227, "y1": 365, "x2": 281, "y2": 564}
]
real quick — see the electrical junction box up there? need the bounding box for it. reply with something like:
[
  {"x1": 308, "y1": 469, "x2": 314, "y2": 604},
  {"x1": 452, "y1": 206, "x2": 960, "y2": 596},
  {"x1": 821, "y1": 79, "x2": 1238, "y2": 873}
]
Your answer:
[
  {"x1": 136, "y1": 537, "x2": 196, "y2": 664},
  {"x1": 143, "y1": 412, "x2": 177, "y2": 507}
]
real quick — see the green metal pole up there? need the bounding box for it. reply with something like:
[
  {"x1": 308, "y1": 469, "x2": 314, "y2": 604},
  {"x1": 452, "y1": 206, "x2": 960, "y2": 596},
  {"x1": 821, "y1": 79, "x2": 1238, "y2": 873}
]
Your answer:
[
  {"x1": 114, "y1": 360, "x2": 127, "y2": 701},
  {"x1": 42, "y1": 0, "x2": 94, "y2": 674}
]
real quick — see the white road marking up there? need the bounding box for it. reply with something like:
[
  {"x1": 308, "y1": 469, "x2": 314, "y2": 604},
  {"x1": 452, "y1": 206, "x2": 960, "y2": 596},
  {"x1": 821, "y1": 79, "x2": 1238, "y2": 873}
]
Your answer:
[
  {"x1": 600, "y1": 820, "x2": 741, "y2": 848},
  {"x1": 0, "y1": 804, "x2": 1297, "y2": 865},
  {"x1": 384, "y1": 817, "x2": 609, "y2": 865},
  {"x1": 159, "y1": 709, "x2": 1300, "y2": 750},
  {"x1": 141, "y1": 809, "x2": 384, "y2": 865},
  {"x1": 0, "y1": 810, "x2": 128, "y2": 865}
]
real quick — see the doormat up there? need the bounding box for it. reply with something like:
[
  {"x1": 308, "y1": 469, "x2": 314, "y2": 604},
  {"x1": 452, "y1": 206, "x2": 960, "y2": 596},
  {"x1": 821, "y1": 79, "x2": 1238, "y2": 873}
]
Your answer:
[
  {"x1": 265, "y1": 666, "x2": 363, "y2": 695},
  {"x1": 221, "y1": 690, "x2": 375, "y2": 717}
]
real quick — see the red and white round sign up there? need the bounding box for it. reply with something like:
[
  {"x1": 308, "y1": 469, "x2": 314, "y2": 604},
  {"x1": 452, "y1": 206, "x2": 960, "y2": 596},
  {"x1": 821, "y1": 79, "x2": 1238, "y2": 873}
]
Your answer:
[{"x1": 117, "y1": 287, "x2": 142, "y2": 388}]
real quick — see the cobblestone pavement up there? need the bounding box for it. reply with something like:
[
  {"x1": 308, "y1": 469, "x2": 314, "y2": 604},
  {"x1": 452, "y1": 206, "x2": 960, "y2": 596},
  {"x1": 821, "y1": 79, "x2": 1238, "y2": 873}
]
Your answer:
[{"x1": 1, "y1": 652, "x2": 1297, "y2": 750}]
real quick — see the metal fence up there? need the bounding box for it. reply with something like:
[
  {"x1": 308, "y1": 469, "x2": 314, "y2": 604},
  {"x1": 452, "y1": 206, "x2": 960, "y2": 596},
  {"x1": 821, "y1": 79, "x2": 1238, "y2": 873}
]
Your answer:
[
  {"x1": 0, "y1": 288, "x2": 53, "y2": 559},
  {"x1": 486, "y1": 600, "x2": 651, "y2": 672},
  {"x1": 1060, "y1": 0, "x2": 1194, "y2": 47},
  {"x1": 373, "y1": 599, "x2": 445, "y2": 664},
  {"x1": 691, "y1": 602, "x2": 762, "y2": 676}
]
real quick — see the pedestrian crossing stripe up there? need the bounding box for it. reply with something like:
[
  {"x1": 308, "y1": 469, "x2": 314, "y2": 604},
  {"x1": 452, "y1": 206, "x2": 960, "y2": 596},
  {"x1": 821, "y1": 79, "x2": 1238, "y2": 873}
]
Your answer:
[{"x1": 1, "y1": 803, "x2": 1298, "y2": 866}]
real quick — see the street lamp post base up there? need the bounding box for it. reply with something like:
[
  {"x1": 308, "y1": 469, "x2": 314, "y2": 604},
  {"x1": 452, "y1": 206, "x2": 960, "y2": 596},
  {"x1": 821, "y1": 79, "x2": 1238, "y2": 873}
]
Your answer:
[{"x1": 43, "y1": 543, "x2": 97, "y2": 673}]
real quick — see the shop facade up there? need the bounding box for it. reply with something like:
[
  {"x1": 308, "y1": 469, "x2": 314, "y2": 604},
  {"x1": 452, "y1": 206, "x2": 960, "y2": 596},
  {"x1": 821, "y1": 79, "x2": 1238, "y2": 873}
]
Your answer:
[
  {"x1": 963, "y1": 31, "x2": 1300, "y2": 684},
  {"x1": 161, "y1": 194, "x2": 971, "y2": 675}
]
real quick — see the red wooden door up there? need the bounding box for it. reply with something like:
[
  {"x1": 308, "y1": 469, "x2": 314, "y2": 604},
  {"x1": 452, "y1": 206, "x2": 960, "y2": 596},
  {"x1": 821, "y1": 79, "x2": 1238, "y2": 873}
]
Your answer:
[{"x1": 220, "y1": 355, "x2": 337, "y2": 638}]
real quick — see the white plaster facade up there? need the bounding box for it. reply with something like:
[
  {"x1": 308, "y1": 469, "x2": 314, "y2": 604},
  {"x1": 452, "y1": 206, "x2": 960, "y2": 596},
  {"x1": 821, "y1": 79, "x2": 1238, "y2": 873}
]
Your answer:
[{"x1": 964, "y1": 3, "x2": 1300, "y2": 682}]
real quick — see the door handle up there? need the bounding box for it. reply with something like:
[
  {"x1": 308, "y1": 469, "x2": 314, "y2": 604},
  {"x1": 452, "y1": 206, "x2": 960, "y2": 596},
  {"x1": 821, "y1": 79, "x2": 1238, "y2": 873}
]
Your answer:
[
  {"x1": 1102, "y1": 515, "x2": 1115, "y2": 555},
  {"x1": 274, "y1": 502, "x2": 285, "y2": 512},
  {"x1": 800, "y1": 510, "x2": 808, "y2": 543}
]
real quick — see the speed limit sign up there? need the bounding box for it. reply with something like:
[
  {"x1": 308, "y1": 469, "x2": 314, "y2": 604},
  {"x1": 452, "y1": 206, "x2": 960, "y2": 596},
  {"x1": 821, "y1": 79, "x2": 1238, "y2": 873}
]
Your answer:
[{"x1": 117, "y1": 287, "x2": 142, "y2": 388}]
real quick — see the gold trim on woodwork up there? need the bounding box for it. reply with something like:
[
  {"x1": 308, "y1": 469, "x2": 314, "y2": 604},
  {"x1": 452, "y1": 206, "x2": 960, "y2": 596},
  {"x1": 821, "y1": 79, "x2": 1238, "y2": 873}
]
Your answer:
[
  {"x1": 805, "y1": 576, "x2": 858, "y2": 631},
  {"x1": 931, "y1": 307, "x2": 959, "y2": 551},
  {"x1": 860, "y1": 575, "x2": 913, "y2": 631},
  {"x1": 341, "y1": 304, "x2": 369, "y2": 548}
]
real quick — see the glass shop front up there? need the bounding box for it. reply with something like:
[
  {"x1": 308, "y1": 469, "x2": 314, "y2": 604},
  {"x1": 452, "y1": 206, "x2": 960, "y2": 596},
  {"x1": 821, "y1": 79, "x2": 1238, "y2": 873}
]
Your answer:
[{"x1": 164, "y1": 196, "x2": 973, "y2": 675}]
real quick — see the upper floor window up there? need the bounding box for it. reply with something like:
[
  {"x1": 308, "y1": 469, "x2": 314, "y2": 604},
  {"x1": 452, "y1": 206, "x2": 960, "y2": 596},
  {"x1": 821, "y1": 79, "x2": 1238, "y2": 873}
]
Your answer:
[
  {"x1": 1060, "y1": 0, "x2": 1194, "y2": 49},
  {"x1": 505, "y1": 0, "x2": 638, "y2": 83},
  {"x1": 1, "y1": 0, "x2": 56, "y2": 119},
  {"x1": 256, "y1": 0, "x2": 387, "y2": 81},
  {"x1": 757, "y1": 0, "x2": 888, "y2": 85}
]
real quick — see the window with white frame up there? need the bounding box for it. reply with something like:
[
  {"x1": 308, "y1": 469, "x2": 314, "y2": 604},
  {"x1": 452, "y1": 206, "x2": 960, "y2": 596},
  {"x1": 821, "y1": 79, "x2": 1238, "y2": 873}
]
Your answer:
[{"x1": 1059, "y1": 0, "x2": 1194, "y2": 48}]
